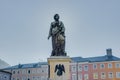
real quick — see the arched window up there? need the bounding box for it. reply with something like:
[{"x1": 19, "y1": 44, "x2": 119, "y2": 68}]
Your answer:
[{"x1": 28, "y1": 70, "x2": 30, "y2": 74}]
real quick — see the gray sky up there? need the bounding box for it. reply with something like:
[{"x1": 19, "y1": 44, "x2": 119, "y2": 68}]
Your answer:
[{"x1": 0, "y1": 0, "x2": 120, "y2": 66}]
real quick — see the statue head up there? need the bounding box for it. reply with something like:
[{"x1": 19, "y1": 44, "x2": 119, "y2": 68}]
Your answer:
[{"x1": 54, "y1": 14, "x2": 59, "y2": 21}]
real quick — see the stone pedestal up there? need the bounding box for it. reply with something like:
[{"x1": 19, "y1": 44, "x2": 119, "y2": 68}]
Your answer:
[{"x1": 48, "y1": 56, "x2": 71, "y2": 80}]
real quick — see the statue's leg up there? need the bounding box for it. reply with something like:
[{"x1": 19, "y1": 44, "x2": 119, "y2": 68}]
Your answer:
[
  {"x1": 56, "y1": 42, "x2": 60, "y2": 56},
  {"x1": 57, "y1": 40, "x2": 62, "y2": 56}
]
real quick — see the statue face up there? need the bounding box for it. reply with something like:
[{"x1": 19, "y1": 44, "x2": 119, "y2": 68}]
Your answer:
[{"x1": 54, "y1": 14, "x2": 59, "y2": 21}]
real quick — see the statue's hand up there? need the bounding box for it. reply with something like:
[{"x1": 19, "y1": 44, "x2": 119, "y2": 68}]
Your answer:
[{"x1": 48, "y1": 36, "x2": 50, "y2": 40}]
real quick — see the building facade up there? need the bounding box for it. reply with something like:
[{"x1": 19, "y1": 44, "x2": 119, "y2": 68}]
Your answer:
[
  {"x1": 4, "y1": 62, "x2": 48, "y2": 80},
  {"x1": 0, "y1": 70, "x2": 11, "y2": 80},
  {"x1": 70, "y1": 49, "x2": 120, "y2": 80}
]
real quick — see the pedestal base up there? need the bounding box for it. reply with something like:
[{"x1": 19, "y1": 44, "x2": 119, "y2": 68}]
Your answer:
[{"x1": 48, "y1": 56, "x2": 71, "y2": 80}]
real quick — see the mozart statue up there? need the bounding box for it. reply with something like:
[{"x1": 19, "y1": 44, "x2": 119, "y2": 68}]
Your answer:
[{"x1": 48, "y1": 14, "x2": 66, "y2": 56}]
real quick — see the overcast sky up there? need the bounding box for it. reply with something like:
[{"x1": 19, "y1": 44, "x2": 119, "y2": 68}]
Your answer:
[{"x1": 0, "y1": 0, "x2": 120, "y2": 66}]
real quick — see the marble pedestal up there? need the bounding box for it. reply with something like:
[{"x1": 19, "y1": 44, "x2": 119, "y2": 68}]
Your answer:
[{"x1": 48, "y1": 56, "x2": 71, "y2": 80}]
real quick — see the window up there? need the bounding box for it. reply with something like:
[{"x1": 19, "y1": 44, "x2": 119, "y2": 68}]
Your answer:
[
  {"x1": 42, "y1": 70, "x2": 44, "y2": 72},
  {"x1": 93, "y1": 64, "x2": 97, "y2": 69},
  {"x1": 12, "y1": 78, "x2": 15, "y2": 80},
  {"x1": 78, "y1": 65, "x2": 82, "y2": 71},
  {"x1": 3, "y1": 75, "x2": 7, "y2": 79},
  {"x1": 93, "y1": 73, "x2": 98, "y2": 79},
  {"x1": 116, "y1": 63, "x2": 120, "y2": 68},
  {"x1": 22, "y1": 69, "x2": 26, "y2": 74},
  {"x1": 100, "y1": 64, "x2": 105, "y2": 69},
  {"x1": 22, "y1": 76, "x2": 27, "y2": 80},
  {"x1": 28, "y1": 70, "x2": 30, "y2": 74},
  {"x1": 41, "y1": 76, "x2": 45, "y2": 80},
  {"x1": 101, "y1": 72, "x2": 106, "y2": 79},
  {"x1": 17, "y1": 71, "x2": 19, "y2": 74},
  {"x1": 116, "y1": 72, "x2": 120, "y2": 78},
  {"x1": 84, "y1": 74, "x2": 88, "y2": 80},
  {"x1": 84, "y1": 65, "x2": 88, "y2": 71},
  {"x1": 78, "y1": 74, "x2": 82, "y2": 80},
  {"x1": 37, "y1": 77, "x2": 41, "y2": 80},
  {"x1": 71, "y1": 65, "x2": 76, "y2": 72},
  {"x1": 43, "y1": 67, "x2": 48, "y2": 73},
  {"x1": 32, "y1": 69, "x2": 36, "y2": 74},
  {"x1": 72, "y1": 74, "x2": 77, "y2": 80},
  {"x1": 108, "y1": 72, "x2": 113, "y2": 78},
  {"x1": 13, "y1": 71, "x2": 15, "y2": 74},
  {"x1": 108, "y1": 63, "x2": 112, "y2": 68}
]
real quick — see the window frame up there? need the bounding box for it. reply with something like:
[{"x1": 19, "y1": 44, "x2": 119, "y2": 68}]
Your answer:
[
  {"x1": 93, "y1": 73, "x2": 98, "y2": 79},
  {"x1": 116, "y1": 63, "x2": 120, "y2": 68},
  {"x1": 71, "y1": 65, "x2": 76, "y2": 72},
  {"x1": 101, "y1": 72, "x2": 106, "y2": 79},
  {"x1": 100, "y1": 63, "x2": 105, "y2": 69},
  {"x1": 84, "y1": 65, "x2": 88, "y2": 71},
  {"x1": 108, "y1": 63, "x2": 112, "y2": 68},
  {"x1": 93, "y1": 64, "x2": 97, "y2": 69},
  {"x1": 108, "y1": 72, "x2": 113, "y2": 78},
  {"x1": 116, "y1": 72, "x2": 120, "y2": 78},
  {"x1": 84, "y1": 74, "x2": 89, "y2": 80},
  {"x1": 78, "y1": 64, "x2": 82, "y2": 71}
]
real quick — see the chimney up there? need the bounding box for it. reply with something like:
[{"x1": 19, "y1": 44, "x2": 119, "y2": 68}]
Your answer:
[{"x1": 106, "y1": 48, "x2": 112, "y2": 56}]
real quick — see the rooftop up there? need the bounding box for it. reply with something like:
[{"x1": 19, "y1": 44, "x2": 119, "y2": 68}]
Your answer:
[
  {"x1": 4, "y1": 62, "x2": 48, "y2": 70},
  {"x1": 71, "y1": 49, "x2": 120, "y2": 62},
  {"x1": 0, "y1": 70, "x2": 12, "y2": 74},
  {"x1": 71, "y1": 55, "x2": 120, "y2": 62}
]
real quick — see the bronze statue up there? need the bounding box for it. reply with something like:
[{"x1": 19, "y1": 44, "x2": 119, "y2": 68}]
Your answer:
[{"x1": 48, "y1": 14, "x2": 66, "y2": 56}]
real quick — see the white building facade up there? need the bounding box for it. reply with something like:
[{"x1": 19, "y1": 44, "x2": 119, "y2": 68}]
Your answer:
[{"x1": 4, "y1": 62, "x2": 48, "y2": 80}]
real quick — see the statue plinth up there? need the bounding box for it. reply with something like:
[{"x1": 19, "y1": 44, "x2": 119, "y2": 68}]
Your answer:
[{"x1": 47, "y1": 56, "x2": 71, "y2": 80}]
